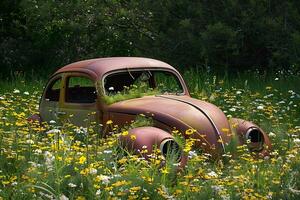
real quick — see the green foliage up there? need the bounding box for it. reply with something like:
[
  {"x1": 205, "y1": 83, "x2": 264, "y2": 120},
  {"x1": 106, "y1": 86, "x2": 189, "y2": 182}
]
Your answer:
[
  {"x1": 1, "y1": 0, "x2": 300, "y2": 77},
  {"x1": 201, "y1": 22, "x2": 238, "y2": 69},
  {"x1": 103, "y1": 83, "x2": 160, "y2": 105},
  {"x1": 130, "y1": 114, "x2": 154, "y2": 129}
]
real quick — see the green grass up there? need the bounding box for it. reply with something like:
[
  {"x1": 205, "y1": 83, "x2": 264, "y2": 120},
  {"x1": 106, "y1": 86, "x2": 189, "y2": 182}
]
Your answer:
[
  {"x1": 0, "y1": 69, "x2": 299, "y2": 199},
  {"x1": 103, "y1": 83, "x2": 161, "y2": 105}
]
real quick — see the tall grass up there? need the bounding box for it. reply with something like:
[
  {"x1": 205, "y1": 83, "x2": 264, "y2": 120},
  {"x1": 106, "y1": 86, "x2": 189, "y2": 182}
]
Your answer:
[
  {"x1": 0, "y1": 69, "x2": 299, "y2": 199},
  {"x1": 0, "y1": 71, "x2": 44, "y2": 93}
]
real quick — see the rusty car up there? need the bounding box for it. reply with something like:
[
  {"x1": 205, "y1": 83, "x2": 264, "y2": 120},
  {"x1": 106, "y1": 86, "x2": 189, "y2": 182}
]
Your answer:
[{"x1": 30, "y1": 57, "x2": 271, "y2": 165}]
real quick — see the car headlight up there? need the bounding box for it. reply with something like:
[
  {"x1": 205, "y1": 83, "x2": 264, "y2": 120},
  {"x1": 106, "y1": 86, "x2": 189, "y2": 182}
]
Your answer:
[
  {"x1": 245, "y1": 128, "x2": 264, "y2": 152},
  {"x1": 160, "y1": 139, "x2": 182, "y2": 162}
]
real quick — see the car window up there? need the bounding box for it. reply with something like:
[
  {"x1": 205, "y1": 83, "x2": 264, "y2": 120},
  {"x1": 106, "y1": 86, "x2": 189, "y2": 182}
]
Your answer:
[
  {"x1": 45, "y1": 77, "x2": 62, "y2": 101},
  {"x1": 65, "y1": 76, "x2": 97, "y2": 103},
  {"x1": 104, "y1": 70, "x2": 183, "y2": 94},
  {"x1": 103, "y1": 70, "x2": 184, "y2": 104},
  {"x1": 104, "y1": 71, "x2": 150, "y2": 93}
]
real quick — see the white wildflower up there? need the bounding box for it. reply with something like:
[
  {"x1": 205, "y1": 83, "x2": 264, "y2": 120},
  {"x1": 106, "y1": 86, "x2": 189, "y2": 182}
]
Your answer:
[
  {"x1": 39, "y1": 192, "x2": 54, "y2": 199},
  {"x1": 13, "y1": 89, "x2": 20, "y2": 94},
  {"x1": 68, "y1": 183, "x2": 77, "y2": 188},
  {"x1": 229, "y1": 107, "x2": 236, "y2": 112},
  {"x1": 211, "y1": 185, "x2": 224, "y2": 192},
  {"x1": 59, "y1": 194, "x2": 69, "y2": 200},
  {"x1": 23, "y1": 91, "x2": 29, "y2": 95},
  {"x1": 97, "y1": 175, "x2": 111, "y2": 184},
  {"x1": 207, "y1": 171, "x2": 218, "y2": 178},
  {"x1": 270, "y1": 150, "x2": 279, "y2": 156},
  {"x1": 108, "y1": 87, "x2": 114, "y2": 91},
  {"x1": 46, "y1": 129, "x2": 61, "y2": 134},
  {"x1": 257, "y1": 105, "x2": 264, "y2": 110},
  {"x1": 26, "y1": 139, "x2": 34, "y2": 144},
  {"x1": 188, "y1": 150, "x2": 197, "y2": 158},
  {"x1": 44, "y1": 151, "x2": 55, "y2": 171},
  {"x1": 293, "y1": 138, "x2": 300, "y2": 146},
  {"x1": 89, "y1": 168, "x2": 97, "y2": 175},
  {"x1": 287, "y1": 154, "x2": 295, "y2": 159},
  {"x1": 74, "y1": 127, "x2": 87, "y2": 134},
  {"x1": 96, "y1": 189, "x2": 101, "y2": 196},
  {"x1": 269, "y1": 132, "x2": 276, "y2": 137},
  {"x1": 49, "y1": 120, "x2": 56, "y2": 124},
  {"x1": 264, "y1": 156, "x2": 270, "y2": 160},
  {"x1": 288, "y1": 90, "x2": 295, "y2": 94},
  {"x1": 222, "y1": 153, "x2": 232, "y2": 158},
  {"x1": 103, "y1": 150, "x2": 112, "y2": 154},
  {"x1": 34, "y1": 149, "x2": 42, "y2": 155},
  {"x1": 12, "y1": 182, "x2": 18, "y2": 186},
  {"x1": 236, "y1": 91, "x2": 242, "y2": 95},
  {"x1": 28, "y1": 161, "x2": 41, "y2": 168},
  {"x1": 221, "y1": 194, "x2": 230, "y2": 200},
  {"x1": 264, "y1": 94, "x2": 274, "y2": 98}
]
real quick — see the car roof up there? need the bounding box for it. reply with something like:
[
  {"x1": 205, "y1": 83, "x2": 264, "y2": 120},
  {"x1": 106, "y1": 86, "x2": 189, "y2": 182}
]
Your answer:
[{"x1": 54, "y1": 57, "x2": 177, "y2": 80}]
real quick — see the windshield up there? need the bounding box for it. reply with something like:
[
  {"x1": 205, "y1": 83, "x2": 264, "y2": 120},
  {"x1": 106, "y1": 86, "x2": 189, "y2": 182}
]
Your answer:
[{"x1": 103, "y1": 69, "x2": 184, "y2": 104}]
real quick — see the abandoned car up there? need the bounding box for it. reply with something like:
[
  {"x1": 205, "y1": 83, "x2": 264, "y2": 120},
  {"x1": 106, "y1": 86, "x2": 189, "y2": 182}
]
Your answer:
[{"x1": 30, "y1": 57, "x2": 271, "y2": 164}]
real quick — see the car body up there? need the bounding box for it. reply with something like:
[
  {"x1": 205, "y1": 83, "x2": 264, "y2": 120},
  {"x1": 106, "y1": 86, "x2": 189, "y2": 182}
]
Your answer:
[{"x1": 31, "y1": 57, "x2": 271, "y2": 163}]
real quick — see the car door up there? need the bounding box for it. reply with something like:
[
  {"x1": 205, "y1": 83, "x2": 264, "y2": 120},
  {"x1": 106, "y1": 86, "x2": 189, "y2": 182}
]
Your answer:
[
  {"x1": 59, "y1": 73, "x2": 101, "y2": 127},
  {"x1": 40, "y1": 75, "x2": 63, "y2": 123}
]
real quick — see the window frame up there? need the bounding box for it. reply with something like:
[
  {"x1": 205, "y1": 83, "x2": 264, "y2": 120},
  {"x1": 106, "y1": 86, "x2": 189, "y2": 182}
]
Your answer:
[{"x1": 101, "y1": 68, "x2": 186, "y2": 96}]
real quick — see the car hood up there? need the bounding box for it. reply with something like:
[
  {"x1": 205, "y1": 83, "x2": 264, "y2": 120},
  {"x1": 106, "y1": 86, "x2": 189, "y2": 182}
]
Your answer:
[{"x1": 107, "y1": 95, "x2": 232, "y2": 155}]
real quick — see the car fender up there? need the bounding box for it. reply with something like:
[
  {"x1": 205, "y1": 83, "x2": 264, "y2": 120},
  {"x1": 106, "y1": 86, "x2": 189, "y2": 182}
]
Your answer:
[
  {"x1": 231, "y1": 118, "x2": 271, "y2": 157},
  {"x1": 119, "y1": 127, "x2": 188, "y2": 168}
]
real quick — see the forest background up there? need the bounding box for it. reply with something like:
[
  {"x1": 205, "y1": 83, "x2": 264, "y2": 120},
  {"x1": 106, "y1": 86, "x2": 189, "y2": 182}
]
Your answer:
[{"x1": 1, "y1": 0, "x2": 300, "y2": 78}]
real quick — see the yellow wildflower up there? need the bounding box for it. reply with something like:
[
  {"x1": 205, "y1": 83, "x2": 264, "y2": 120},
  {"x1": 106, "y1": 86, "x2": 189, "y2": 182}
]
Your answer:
[
  {"x1": 130, "y1": 135, "x2": 136, "y2": 141},
  {"x1": 112, "y1": 180, "x2": 130, "y2": 187},
  {"x1": 122, "y1": 131, "x2": 129, "y2": 136},
  {"x1": 130, "y1": 186, "x2": 141, "y2": 192},
  {"x1": 78, "y1": 156, "x2": 86, "y2": 164},
  {"x1": 118, "y1": 157, "x2": 127, "y2": 164},
  {"x1": 185, "y1": 128, "x2": 196, "y2": 135},
  {"x1": 221, "y1": 128, "x2": 230, "y2": 133},
  {"x1": 160, "y1": 167, "x2": 169, "y2": 174},
  {"x1": 76, "y1": 196, "x2": 86, "y2": 200},
  {"x1": 174, "y1": 189, "x2": 183, "y2": 195},
  {"x1": 106, "y1": 120, "x2": 113, "y2": 125}
]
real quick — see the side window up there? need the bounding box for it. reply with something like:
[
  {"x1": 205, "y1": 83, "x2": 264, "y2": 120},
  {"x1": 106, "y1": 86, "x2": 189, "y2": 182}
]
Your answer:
[
  {"x1": 65, "y1": 76, "x2": 97, "y2": 103},
  {"x1": 45, "y1": 78, "x2": 62, "y2": 101}
]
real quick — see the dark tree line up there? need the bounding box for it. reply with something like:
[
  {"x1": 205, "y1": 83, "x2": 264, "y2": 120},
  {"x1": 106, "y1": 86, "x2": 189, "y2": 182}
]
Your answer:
[{"x1": 1, "y1": 0, "x2": 300, "y2": 78}]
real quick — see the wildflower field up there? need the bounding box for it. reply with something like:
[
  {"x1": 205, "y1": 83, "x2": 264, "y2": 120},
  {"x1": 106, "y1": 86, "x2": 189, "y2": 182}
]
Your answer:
[{"x1": 0, "y1": 71, "x2": 299, "y2": 199}]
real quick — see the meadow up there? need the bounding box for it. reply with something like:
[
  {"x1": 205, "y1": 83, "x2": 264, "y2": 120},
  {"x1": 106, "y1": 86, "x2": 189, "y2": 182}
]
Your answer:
[{"x1": 0, "y1": 69, "x2": 299, "y2": 199}]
